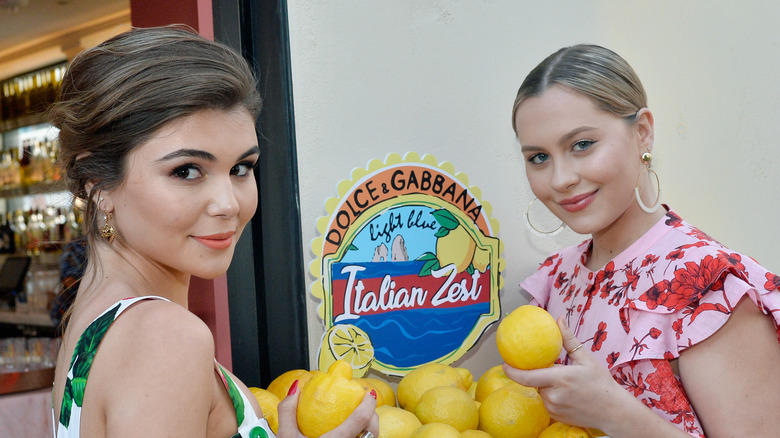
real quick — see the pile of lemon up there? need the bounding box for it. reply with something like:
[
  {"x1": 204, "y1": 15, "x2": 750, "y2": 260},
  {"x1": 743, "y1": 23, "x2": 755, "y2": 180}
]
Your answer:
[{"x1": 249, "y1": 306, "x2": 607, "y2": 437}]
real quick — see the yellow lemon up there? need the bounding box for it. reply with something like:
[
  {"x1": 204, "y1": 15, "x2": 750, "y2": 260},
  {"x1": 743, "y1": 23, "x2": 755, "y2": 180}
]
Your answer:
[
  {"x1": 479, "y1": 383, "x2": 550, "y2": 438},
  {"x1": 475, "y1": 364, "x2": 533, "y2": 403},
  {"x1": 436, "y1": 225, "x2": 476, "y2": 273},
  {"x1": 297, "y1": 360, "x2": 367, "y2": 437},
  {"x1": 414, "y1": 386, "x2": 479, "y2": 432},
  {"x1": 467, "y1": 381, "x2": 477, "y2": 399},
  {"x1": 587, "y1": 429, "x2": 608, "y2": 437},
  {"x1": 266, "y1": 369, "x2": 313, "y2": 401},
  {"x1": 472, "y1": 247, "x2": 491, "y2": 272},
  {"x1": 357, "y1": 377, "x2": 397, "y2": 407},
  {"x1": 461, "y1": 430, "x2": 493, "y2": 438},
  {"x1": 397, "y1": 363, "x2": 473, "y2": 412},
  {"x1": 496, "y1": 305, "x2": 562, "y2": 370},
  {"x1": 355, "y1": 377, "x2": 387, "y2": 407},
  {"x1": 538, "y1": 422, "x2": 591, "y2": 438},
  {"x1": 376, "y1": 405, "x2": 423, "y2": 438},
  {"x1": 410, "y1": 423, "x2": 462, "y2": 438},
  {"x1": 318, "y1": 324, "x2": 375, "y2": 377},
  {"x1": 455, "y1": 367, "x2": 474, "y2": 389},
  {"x1": 249, "y1": 387, "x2": 280, "y2": 434}
]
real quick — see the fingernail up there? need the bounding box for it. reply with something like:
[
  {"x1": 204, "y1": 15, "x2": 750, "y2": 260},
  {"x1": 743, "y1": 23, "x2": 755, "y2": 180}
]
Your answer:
[
  {"x1": 369, "y1": 389, "x2": 377, "y2": 399},
  {"x1": 287, "y1": 379, "x2": 299, "y2": 396}
]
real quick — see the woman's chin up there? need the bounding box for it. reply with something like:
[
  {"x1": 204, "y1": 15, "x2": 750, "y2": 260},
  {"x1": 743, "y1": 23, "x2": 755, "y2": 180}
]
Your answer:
[{"x1": 190, "y1": 264, "x2": 232, "y2": 280}]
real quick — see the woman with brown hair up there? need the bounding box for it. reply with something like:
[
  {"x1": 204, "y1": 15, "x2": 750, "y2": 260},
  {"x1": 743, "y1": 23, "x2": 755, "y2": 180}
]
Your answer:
[{"x1": 49, "y1": 26, "x2": 378, "y2": 438}]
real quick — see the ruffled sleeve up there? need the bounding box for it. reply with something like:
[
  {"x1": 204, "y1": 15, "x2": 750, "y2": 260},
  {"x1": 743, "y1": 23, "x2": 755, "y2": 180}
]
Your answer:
[
  {"x1": 520, "y1": 252, "x2": 564, "y2": 308},
  {"x1": 617, "y1": 246, "x2": 780, "y2": 368}
]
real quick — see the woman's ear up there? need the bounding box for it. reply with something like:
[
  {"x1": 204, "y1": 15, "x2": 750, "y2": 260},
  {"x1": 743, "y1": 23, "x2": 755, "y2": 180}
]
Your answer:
[
  {"x1": 85, "y1": 181, "x2": 101, "y2": 208},
  {"x1": 635, "y1": 108, "x2": 655, "y2": 152},
  {"x1": 85, "y1": 181, "x2": 114, "y2": 213}
]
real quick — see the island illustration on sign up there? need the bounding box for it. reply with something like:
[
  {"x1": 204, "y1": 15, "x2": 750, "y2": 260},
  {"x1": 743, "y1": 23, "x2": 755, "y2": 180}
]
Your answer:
[{"x1": 310, "y1": 152, "x2": 503, "y2": 377}]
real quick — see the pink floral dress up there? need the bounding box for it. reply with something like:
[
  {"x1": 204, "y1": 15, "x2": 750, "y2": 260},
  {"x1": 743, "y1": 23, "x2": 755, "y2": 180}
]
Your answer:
[{"x1": 521, "y1": 209, "x2": 780, "y2": 437}]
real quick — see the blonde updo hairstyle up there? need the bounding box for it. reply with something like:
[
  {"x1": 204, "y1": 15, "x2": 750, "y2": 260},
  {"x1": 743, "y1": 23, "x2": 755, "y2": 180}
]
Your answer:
[
  {"x1": 48, "y1": 26, "x2": 262, "y2": 249},
  {"x1": 512, "y1": 44, "x2": 647, "y2": 132}
]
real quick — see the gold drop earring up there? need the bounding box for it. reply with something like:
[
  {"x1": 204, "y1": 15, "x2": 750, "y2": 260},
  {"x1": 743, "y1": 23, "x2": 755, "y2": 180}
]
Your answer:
[
  {"x1": 100, "y1": 212, "x2": 115, "y2": 244},
  {"x1": 99, "y1": 196, "x2": 115, "y2": 244}
]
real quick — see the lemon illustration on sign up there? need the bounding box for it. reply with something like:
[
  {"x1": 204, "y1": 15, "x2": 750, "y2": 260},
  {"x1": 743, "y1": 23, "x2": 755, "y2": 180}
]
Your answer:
[
  {"x1": 425, "y1": 208, "x2": 475, "y2": 274},
  {"x1": 436, "y1": 224, "x2": 476, "y2": 273},
  {"x1": 471, "y1": 247, "x2": 490, "y2": 273},
  {"x1": 496, "y1": 305, "x2": 562, "y2": 370},
  {"x1": 297, "y1": 360, "x2": 367, "y2": 437},
  {"x1": 318, "y1": 324, "x2": 375, "y2": 377}
]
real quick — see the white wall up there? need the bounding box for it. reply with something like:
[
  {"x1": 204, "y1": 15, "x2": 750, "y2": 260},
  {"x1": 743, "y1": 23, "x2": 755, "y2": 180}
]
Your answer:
[{"x1": 287, "y1": 0, "x2": 780, "y2": 380}]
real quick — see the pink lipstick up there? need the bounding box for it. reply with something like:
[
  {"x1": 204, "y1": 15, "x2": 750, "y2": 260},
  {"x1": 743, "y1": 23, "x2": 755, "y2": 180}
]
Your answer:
[
  {"x1": 192, "y1": 232, "x2": 235, "y2": 250},
  {"x1": 559, "y1": 190, "x2": 596, "y2": 212}
]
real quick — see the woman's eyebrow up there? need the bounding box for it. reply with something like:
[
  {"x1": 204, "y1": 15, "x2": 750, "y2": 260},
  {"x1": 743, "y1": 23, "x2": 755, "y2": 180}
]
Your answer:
[
  {"x1": 156, "y1": 146, "x2": 260, "y2": 163},
  {"x1": 156, "y1": 148, "x2": 216, "y2": 163},
  {"x1": 558, "y1": 126, "x2": 596, "y2": 145},
  {"x1": 238, "y1": 146, "x2": 260, "y2": 160}
]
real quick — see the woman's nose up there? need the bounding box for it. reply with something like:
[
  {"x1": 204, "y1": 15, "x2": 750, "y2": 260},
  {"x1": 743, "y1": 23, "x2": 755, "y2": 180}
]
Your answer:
[
  {"x1": 207, "y1": 178, "x2": 240, "y2": 217},
  {"x1": 550, "y1": 160, "x2": 579, "y2": 192}
]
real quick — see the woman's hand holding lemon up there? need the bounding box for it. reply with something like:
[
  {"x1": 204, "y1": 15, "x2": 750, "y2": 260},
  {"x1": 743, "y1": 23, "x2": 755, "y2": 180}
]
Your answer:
[
  {"x1": 275, "y1": 360, "x2": 379, "y2": 438},
  {"x1": 501, "y1": 315, "x2": 629, "y2": 434}
]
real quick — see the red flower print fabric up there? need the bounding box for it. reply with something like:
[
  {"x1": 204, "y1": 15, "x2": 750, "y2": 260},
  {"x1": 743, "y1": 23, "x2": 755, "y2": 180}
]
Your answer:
[{"x1": 521, "y1": 209, "x2": 780, "y2": 437}]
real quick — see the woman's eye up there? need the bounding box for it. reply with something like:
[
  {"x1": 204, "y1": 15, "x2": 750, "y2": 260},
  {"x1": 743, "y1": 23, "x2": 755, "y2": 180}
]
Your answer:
[
  {"x1": 172, "y1": 164, "x2": 202, "y2": 180},
  {"x1": 572, "y1": 140, "x2": 595, "y2": 151},
  {"x1": 231, "y1": 161, "x2": 257, "y2": 177},
  {"x1": 528, "y1": 153, "x2": 549, "y2": 165}
]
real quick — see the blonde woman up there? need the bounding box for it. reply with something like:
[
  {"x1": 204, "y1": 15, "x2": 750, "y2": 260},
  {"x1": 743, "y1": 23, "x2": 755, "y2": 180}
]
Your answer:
[{"x1": 506, "y1": 44, "x2": 780, "y2": 437}]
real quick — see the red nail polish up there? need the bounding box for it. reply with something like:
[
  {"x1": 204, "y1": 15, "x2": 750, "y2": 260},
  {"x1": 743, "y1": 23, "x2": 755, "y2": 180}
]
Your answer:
[
  {"x1": 287, "y1": 379, "x2": 299, "y2": 396},
  {"x1": 370, "y1": 389, "x2": 377, "y2": 399}
]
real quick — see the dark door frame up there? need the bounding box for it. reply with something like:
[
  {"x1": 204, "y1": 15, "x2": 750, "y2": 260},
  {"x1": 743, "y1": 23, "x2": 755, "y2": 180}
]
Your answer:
[{"x1": 213, "y1": 0, "x2": 308, "y2": 388}]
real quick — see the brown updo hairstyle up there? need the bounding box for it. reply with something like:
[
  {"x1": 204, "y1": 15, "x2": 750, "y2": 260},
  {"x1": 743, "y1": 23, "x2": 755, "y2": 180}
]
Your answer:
[
  {"x1": 511, "y1": 44, "x2": 647, "y2": 132},
  {"x1": 48, "y1": 25, "x2": 262, "y2": 248}
]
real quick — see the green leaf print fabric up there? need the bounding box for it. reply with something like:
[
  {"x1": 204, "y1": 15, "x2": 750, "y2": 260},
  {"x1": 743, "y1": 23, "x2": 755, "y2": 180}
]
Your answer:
[
  {"x1": 59, "y1": 302, "x2": 120, "y2": 428},
  {"x1": 220, "y1": 364, "x2": 246, "y2": 426},
  {"x1": 217, "y1": 364, "x2": 275, "y2": 438},
  {"x1": 54, "y1": 296, "x2": 276, "y2": 438}
]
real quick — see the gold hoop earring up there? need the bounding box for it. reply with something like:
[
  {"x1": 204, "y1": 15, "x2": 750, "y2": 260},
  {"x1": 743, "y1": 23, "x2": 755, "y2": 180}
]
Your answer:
[
  {"x1": 101, "y1": 212, "x2": 115, "y2": 244},
  {"x1": 525, "y1": 197, "x2": 564, "y2": 237},
  {"x1": 635, "y1": 152, "x2": 661, "y2": 213}
]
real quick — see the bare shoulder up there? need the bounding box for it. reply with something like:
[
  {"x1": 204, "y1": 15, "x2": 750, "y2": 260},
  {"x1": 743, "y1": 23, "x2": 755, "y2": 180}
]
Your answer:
[
  {"x1": 84, "y1": 298, "x2": 218, "y2": 435},
  {"x1": 101, "y1": 298, "x2": 216, "y2": 378},
  {"x1": 115, "y1": 299, "x2": 214, "y2": 347},
  {"x1": 679, "y1": 297, "x2": 780, "y2": 437}
]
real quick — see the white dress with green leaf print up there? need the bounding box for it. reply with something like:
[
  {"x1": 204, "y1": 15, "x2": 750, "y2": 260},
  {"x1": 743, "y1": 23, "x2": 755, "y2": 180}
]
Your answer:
[{"x1": 53, "y1": 296, "x2": 275, "y2": 438}]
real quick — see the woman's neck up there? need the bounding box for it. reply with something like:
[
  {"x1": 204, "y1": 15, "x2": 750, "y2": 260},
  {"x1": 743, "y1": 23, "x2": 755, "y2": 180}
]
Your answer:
[
  {"x1": 77, "y1": 243, "x2": 191, "y2": 308},
  {"x1": 586, "y1": 205, "x2": 666, "y2": 271}
]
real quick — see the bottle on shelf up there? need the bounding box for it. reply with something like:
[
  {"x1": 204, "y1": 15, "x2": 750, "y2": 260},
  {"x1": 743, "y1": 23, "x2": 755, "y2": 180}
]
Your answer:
[
  {"x1": 18, "y1": 139, "x2": 32, "y2": 186},
  {"x1": 0, "y1": 211, "x2": 16, "y2": 254}
]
